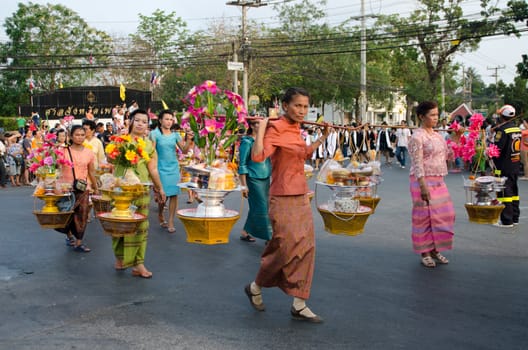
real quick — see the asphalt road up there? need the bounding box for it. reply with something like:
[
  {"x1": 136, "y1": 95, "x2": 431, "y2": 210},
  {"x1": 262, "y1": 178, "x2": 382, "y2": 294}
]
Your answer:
[{"x1": 0, "y1": 164, "x2": 527, "y2": 350}]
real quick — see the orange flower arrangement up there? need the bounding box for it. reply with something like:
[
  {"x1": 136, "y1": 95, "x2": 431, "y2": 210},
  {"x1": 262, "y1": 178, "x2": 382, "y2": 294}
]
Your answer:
[{"x1": 104, "y1": 134, "x2": 150, "y2": 168}]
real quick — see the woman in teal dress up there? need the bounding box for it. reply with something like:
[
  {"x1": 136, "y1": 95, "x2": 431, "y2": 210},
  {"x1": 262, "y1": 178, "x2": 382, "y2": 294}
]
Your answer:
[
  {"x1": 238, "y1": 120, "x2": 272, "y2": 241},
  {"x1": 150, "y1": 110, "x2": 193, "y2": 233},
  {"x1": 113, "y1": 109, "x2": 165, "y2": 278}
]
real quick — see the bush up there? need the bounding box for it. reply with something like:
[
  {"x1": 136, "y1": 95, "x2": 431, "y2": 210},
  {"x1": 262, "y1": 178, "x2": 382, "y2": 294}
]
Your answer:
[{"x1": 0, "y1": 117, "x2": 18, "y2": 133}]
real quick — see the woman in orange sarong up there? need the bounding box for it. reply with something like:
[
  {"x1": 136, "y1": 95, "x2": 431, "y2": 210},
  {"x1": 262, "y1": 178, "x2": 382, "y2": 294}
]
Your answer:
[{"x1": 244, "y1": 87, "x2": 328, "y2": 323}]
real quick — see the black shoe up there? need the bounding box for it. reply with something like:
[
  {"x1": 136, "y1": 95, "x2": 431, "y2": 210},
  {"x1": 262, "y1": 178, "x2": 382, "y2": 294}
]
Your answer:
[
  {"x1": 240, "y1": 235, "x2": 256, "y2": 242},
  {"x1": 290, "y1": 306, "x2": 323, "y2": 323},
  {"x1": 244, "y1": 284, "x2": 265, "y2": 311}
]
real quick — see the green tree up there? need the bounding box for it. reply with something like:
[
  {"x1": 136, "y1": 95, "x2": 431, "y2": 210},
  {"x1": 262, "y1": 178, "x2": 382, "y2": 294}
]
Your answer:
[
  {"x1": 0, "y1": 2, "x2": 111, "y2": 115},
  {"x1": 128, "y1": 9, "x2": 189, "y2": 98},
  {"x1": 377, "y1": 0, "x2": 528, "y2": 97},
  {"x1": 500, "y1": 76, "x2": 528, "y2": 116}
]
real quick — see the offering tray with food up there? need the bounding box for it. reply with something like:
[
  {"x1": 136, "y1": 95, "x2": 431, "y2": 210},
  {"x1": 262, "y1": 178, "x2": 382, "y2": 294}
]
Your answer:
[
  {"x1": 178, "y1": 183, "x2": 242, "y2": 218},
  {"x1": 317, "y1": 203, "x2": 372, "y2": 236},
  {"x1": 461, "y1": 175, "x2": 505, "y2": 224},
  {"x1": 181, "y1": 161, "x2": 239, "y2": 191},
  {"x1": 463, "y1": 175, "x2": 505, "y2": 206},
  {"x1": 317, "y1": 159, "x2": 381, "y2": 187}
]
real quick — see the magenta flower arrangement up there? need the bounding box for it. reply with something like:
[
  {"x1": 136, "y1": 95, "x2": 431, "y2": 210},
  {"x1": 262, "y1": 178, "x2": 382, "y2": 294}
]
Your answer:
[
  {"x1": 181, "y1": 80, "x2": 248, "y2": 165},
  {"x1": 27, "y1": 133, "x2": 73, "y2": 176},
  {"x1": 447, "y1": 113, "x2": 500, "y2": 173}
]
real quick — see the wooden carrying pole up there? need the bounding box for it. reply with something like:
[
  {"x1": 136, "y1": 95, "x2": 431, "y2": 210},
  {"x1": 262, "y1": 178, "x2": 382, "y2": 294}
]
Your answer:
[{"x1": 245, "y1": 116, "x2": 364, "y2": 131}]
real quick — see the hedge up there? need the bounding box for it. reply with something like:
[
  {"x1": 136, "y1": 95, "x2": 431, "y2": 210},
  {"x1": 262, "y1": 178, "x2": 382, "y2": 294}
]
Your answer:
[{"x1": 0, "y1": 117, "x2": 18, "y2": 133}]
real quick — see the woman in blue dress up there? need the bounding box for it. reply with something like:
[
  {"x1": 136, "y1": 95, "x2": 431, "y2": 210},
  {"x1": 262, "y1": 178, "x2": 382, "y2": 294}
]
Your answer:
[
  {"x1": 238, "y1": 120, "x2": 272, "y2": 242},
  {"x1": 150, "y1": 110, "x2": 194, "y2": 233}
]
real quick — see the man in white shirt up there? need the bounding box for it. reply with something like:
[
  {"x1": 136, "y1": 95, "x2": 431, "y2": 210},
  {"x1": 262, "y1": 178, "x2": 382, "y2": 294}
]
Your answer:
[
  {"x1": 395, "y1": 120, "x2": 411, "y2": 168},
  {"x1": 438, "y1": 119, "x2": 449, "y2": 140},
  {"x1": 82, "y1": 119, "x2": 106, "y2": 170}
]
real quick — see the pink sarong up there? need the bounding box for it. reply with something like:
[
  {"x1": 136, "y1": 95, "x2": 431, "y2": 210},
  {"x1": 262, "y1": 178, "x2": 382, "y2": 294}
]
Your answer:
[
  {"x1": 255, "y1": 194, "x2": 315, "y2": 299},
  {"x1": 410, "y1": 175, "x2": 455, "y2": 253}
]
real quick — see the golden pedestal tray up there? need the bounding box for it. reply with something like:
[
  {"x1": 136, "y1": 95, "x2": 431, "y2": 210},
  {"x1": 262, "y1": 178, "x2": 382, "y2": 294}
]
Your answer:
[
  {"x1": 101, "y1": 184, "x2": 148, "y2": 218},
  {"x1": 34, "y1": 193, "x2": 69, "y2": 213},
  {"x1": 33, "y1": 193, "x2": 74, "y2": 229}
]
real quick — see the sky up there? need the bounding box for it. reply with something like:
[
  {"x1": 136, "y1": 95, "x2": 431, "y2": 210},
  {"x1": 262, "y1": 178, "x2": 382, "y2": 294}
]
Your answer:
[{"x1": 1, "y1": 0, "x2": 526, "y2": 85}]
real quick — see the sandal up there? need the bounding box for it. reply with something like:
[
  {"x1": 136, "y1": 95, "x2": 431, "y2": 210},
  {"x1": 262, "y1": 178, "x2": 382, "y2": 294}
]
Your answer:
[
  {"x1": 159, "y1": 221, "x2": 168, "y2": 228},
  {"x1": 167, "y1": 227, "x2": 176, "y2": 233},
  {"x1": 73, "y1": 244, "x2": 91, "y2": 253},
  {"x1": 244, "y1": 284, "x2": 265, "y2": 311},
  {"x1": 131, "y1": 268, "x2": 153, "y2": 279},
  {"x1": 114, "y1": 260, "x2": 126, "y2": 270},
  {"x1": 65, "y1": 237, "x2": 75, "y2": 246},
  {"x1": 421, "y1": 256, "x2": 436, "y2": 268},
  {"x1": 240, "y1": 235, "x2": 256, "y2": 242},
  {"x1": 431, "y1": 252, "x2": 449, "y2": 264},
  {"x1": 291, "y1": 306, "x2": 324, "y2": 323}
]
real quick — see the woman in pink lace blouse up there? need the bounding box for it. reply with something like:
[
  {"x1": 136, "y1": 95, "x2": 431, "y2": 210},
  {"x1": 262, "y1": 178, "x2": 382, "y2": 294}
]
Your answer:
[{"x1": 408, "y1": 101, "x2": 455, "y2": 268}]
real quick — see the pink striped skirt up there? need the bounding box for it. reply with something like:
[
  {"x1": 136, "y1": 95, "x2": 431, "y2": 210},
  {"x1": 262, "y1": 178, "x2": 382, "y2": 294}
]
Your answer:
[{"x1": 410, "y1": 175, "x2": 455, "y2": 253}]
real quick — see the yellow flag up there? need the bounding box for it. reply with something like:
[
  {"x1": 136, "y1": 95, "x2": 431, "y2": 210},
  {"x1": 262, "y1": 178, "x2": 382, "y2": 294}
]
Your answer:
[
  {"x1": 450, "y1": 39, "x2": 460, "y2": 46},
  {"x1": 161, "y1": 99, "x2": 169, "y2": 110},
  {"x1": 120, "y1": 83, "x2": 126, "y2": 101}
]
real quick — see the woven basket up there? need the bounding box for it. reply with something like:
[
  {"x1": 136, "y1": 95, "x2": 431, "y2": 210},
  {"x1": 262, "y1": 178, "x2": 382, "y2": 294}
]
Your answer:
[
  {"x1": 34, "y1": 211, "x2": 73, "y2": 229},
  {"x1": 97, "y1": 212, "x2": 147, "y2": 237},
  {"x1": 177, "y1": 209, "x2": 240, "y2": 245},
  {"x1": 91, "y1": 195, "x2": 112, "y2": 215},
  {"x1": 464, "y1": 204, "x2": 504, "y2": 224},
  {"x1": 317, "y1": 205, "x2": 372, "y2": 236}
]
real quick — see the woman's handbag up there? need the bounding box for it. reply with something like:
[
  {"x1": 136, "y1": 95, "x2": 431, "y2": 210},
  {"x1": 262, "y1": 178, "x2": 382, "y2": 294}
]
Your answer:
[{"x1": 73, "y1": 179, "x2": 88, "y2": 192}]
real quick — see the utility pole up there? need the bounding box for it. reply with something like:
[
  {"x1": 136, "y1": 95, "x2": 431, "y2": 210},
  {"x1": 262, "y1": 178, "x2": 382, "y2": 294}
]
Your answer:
[
  {"x1": 441, "y1": 73, "x2": 446, "y2": 118},
  {"x1": 487, "y1": 65, "x2": 505, "y2": 109},
  {"x1": 359, "y1": 0, "x2": 367, "y2": 124},
  {"x1": 232, "y1": 41, "x2": 238, "y2": 94},
  {"x1": 226, "y1": 0, "x2": 267, "y2": 108},
  {"x1": 462, "y1": 67, "x2": 473, "y2": 109}
]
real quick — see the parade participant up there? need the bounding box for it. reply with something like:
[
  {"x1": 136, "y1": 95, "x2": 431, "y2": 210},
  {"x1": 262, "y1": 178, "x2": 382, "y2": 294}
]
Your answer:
[
  {"x1": 0, "y1": 135, "x2": 7, "y2": 188},
  {"x1": 395, "y1": 120, "x2": 411, "y2": 168},
  {"x1": 238, "y1": 120, "x2": 272, "y2": 242},
  {"x1": 85, "y1": 107, "x2": 94, "y2": 121},
  {"x1": 102, "y1": 122, "x2": 114, "y2": 147},
  {"x1": 82, "y1": 119, "x2": 106, "y2": 170},
  {"x1": 112, "y1": 109, "x2": 165, "y2": 278},
  {"x1": 6, "y1": 133, "x2": 23, "y2": 187},
  {"x1": 356, "y1": 124, "x2": 371, "y2": 162},
  {"x1": 325, "y1": 127, "x2": 338, "y2": 159},
  {"x1": 16, "y1": 116, "x2": 26, "y2": 136},
  {"x1": 244, "y1": 87, "x2": 328, "y2": 323},
  {"x1": 492, "y1": 105, "x2": 522, "y2": 227},
  {"x1": 520, "y1": 119, "x2": 528, "y2": 180},
  {"x1": 57, "y1": 125, "x2": 98, "y2": 252},
  {"x1": 313, "y1": 128, "x2": 325, "y2": 170},
  {"x1": 408, "y1": 101, "x2": 455, "y2": 268},
  {"x1": 150, "y1": 110, "x2": 193, "y2": 233},
  {"x1": 55, "y1": 129, "x2": 68, "y2": 148},
  {"x1": 376, "y1": 121, "x2": 394, "y2": 165}
]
